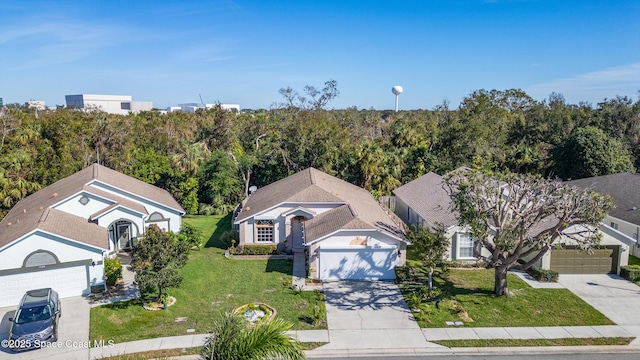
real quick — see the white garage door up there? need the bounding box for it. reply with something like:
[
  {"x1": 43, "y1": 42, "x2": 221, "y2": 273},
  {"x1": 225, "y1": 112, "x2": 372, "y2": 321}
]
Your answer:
[
  {"x1": 0, "y1": 265, "x2": 90, "y2": 307},
  {"x1": 319, "y1": 246, "x2": 397, "y2": 281}
]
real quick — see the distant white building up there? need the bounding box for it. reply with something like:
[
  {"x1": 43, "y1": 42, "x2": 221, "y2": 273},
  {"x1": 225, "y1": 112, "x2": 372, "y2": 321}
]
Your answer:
[
  {"x1": 166, "y1": 103, "x2": 240, "y2": 113},
  {"x1": 65, "y1": 94, "x2": 153, "y2": 115},
  {"x1": 27, "y1": 100, "x2": 46, "y2": 111}
]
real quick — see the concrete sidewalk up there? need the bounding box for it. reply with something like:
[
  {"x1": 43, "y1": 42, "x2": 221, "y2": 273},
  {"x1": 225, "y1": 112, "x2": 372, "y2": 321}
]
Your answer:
[
  {"x1": 87, "y1": 325, "x2": 638, "y2": 359},
  {"x1": 88, "y1": 330, "x2": 329, "y2": 359},
  {"x1": 423, "y1": 325, "x2": 634, "y2": 341}
]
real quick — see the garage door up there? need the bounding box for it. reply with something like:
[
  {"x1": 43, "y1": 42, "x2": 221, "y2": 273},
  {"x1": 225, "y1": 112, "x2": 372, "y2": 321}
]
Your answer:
[
  {"x1": 550, "y1": 246, "x2": 619, "y2": 274},
  {"x1": 319, "y1": 246, "x2": 397, "y2": 281},
  {"x1": 0, "y1": 265, "x2": 90, "y2": 307}
]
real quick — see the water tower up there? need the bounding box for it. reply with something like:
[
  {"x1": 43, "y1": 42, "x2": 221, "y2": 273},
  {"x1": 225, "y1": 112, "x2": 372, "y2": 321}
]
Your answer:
[{"x1": 392, "y1": 85, "x2": 403, "y2": 112}]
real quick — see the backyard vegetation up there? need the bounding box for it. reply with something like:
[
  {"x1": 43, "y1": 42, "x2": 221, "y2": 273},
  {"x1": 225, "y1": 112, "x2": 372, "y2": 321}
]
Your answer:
[
  {"x1": 398, "y1": 252, "x2": 614, "y2": 328},
  {"x1": 90, "y1": 214, "x2": 326, "y2": 344}
]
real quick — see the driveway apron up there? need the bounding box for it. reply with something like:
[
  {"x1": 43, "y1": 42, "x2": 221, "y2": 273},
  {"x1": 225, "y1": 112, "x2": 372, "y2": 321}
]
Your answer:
[
  {"x1": 0, "y1": 296, "x2": 90, "y2": 360},
  {"x1": 558, "y1": 274, "x2": 640, "y2": 345},
  {"x1": 320, "y1": 281, "x2": 442, "y2": 350}
]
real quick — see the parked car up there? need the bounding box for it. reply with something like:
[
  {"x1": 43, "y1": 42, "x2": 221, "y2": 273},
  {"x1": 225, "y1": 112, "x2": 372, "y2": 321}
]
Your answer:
[{"x1": 8, "y1": 288, "x2": 61, "y2": 352}]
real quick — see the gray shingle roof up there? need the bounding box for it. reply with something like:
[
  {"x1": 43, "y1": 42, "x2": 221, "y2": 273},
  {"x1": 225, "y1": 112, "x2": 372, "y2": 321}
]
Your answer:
[
  {"x1": 392, "y1": 172, "x2": 458, "y2": 229},
  {"x1": 566, "y1": 172, "x2": 640, "y2": 226},
  {"x1": 235, "y1": 168, "x2": 405, "y2": 241},
  {"x1": 0, "y1": 164, "x2": 183, "y2": 249}
]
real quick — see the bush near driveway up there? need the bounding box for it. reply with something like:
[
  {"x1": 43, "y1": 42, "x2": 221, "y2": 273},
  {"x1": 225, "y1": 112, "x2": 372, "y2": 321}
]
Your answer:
[
  {"x1": 398, "y1": 264, "x2": 613, "y2": 328},
  {"x1": 90, "y1": 214, "x2": 326, "y2": 344}
]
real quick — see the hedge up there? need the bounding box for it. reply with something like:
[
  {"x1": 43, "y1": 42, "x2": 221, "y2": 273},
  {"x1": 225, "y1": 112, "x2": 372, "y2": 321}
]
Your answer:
[
  {"x1": 621, "y1": 265, "x2": 640, "y2": 282},
  {"x1": 229, "y1": 244, "x2": 279, "y2": 255},
  {"x1": 527, "y1": 268, "x2": 559, "y2": 282}
]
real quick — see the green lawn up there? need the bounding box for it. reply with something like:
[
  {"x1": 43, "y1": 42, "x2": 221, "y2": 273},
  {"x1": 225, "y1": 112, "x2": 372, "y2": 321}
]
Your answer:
[
  {"x1": 433, "y1": 337, "x2": 634, "y2": 348},
  {"x1": 399, "y1": 264, "x2": 614, "y2": 328},
  {"x1": 629, "y1": 255, "x2": 640, "y2": 266},
  {"x1": 90, "y1": 214, "x2": 326, "y2": 343}
]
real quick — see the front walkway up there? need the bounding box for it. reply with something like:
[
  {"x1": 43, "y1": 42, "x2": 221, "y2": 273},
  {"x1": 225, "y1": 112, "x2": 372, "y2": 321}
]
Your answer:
[{"x1": 90, "y1": 252, "x2": 140, "y2": 307}]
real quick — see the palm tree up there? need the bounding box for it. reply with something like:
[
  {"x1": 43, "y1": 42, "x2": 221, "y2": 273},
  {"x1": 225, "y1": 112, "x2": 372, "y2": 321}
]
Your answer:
[{"x1": 201, "y1": 312, "x2": 306, "y2": 360}]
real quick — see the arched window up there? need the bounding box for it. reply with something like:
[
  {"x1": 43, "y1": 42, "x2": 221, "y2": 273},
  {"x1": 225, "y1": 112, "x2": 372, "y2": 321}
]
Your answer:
[{"x1": 23, "y1": 250, "x2": 59, "y2": 268}]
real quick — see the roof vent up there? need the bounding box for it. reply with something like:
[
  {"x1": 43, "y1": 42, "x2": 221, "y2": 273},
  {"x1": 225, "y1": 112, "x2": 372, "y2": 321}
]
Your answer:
[
  {"x1": 39, "y1": 206, "x2": 44, "y2": 210},
  {"x1": 633, "y1": 206, "x2": 638, "y2": 211},
  {"x1": 7, "y1": 222, "x2": 11, "y2": 226},
  {"x1": 23, "y1": 208, "x2": 26, "y2": 213},
  {"x1": 53, "y1": 192, "x2": 58, "y2": 197}
]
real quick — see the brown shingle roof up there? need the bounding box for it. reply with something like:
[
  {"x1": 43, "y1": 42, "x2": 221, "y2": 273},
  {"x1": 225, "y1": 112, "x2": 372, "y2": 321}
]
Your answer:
[
  {"x1": 566, "y1": 172, "x2": 640, "y2": 226},
  {"x1": 235, "y1": 168, "x2": 405, "y2": 241},
  {"x1": 0, "y1": 164, "x2": 182, "y2": 249},
  {"x1": 392, "y1": 172, "x2": 458, "y2": 229}
]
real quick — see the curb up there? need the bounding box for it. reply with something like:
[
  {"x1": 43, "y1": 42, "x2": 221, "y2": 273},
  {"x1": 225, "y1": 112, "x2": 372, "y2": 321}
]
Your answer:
[{"x1": 305, "y1": 345, "x2": 640, "y2": 358}]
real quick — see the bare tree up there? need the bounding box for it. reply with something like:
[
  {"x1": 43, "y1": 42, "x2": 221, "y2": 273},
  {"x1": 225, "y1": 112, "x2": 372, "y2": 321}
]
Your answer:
[
  {"x1": 277, "y1": 80, "x2": 339, "y2": 110},
  {"x1": 445, "y1": 170, "x2": 613, "y2": 296}
]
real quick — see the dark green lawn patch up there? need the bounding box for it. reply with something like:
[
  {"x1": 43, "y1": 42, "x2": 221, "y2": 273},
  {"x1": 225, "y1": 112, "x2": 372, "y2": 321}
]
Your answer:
[
  {"x1": 90, "y1": 215, "x2": 326, "y2": 343},
  {"x1": 629, "y1": 255, "x2": 640, "y2": 266},
  {"x1": 399, "y1": 267, "x2": 614, "y2": 328},
  {"x1": 433, "y1": 337, "x2": 634, "y2": 348}
]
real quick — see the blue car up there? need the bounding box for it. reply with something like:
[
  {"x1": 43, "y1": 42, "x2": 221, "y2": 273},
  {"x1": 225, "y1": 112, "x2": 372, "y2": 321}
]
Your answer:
[{"x1": 8, "y1": 288, "x2": 61, "y2": 352}]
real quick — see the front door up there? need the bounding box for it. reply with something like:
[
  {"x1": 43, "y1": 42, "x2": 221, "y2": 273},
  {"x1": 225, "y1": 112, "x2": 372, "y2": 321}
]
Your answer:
[{"x1": 117, "y1": 223, "x2": 132, "y2": 250}]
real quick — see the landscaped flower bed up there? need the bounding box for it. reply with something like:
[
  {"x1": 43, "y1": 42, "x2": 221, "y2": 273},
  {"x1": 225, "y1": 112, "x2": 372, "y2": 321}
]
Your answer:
[{"x1": 233, "y1": 303, "x2": 277, "y2": 324}]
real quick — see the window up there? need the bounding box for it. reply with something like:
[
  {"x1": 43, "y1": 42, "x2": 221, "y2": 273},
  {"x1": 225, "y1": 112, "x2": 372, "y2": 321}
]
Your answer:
[
  {"x1": 121, "y1": 102, "x2": 131, "y2": 110},
  {"x1": 610, "y1": 222, "x2": 619, "y2": 230},
  {"x1": 407, "y1": 207, "x2": 413, "y2": 223},
  {"x1": 458, "y1": 233, "x2": 475, "y2": 259},
  {"x1": 256, "y1": 219, "x2": 274, "y2": 243}
]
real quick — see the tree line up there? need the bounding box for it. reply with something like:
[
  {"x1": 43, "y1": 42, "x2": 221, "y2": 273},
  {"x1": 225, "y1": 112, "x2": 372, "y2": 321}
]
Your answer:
[{"x1": 0, "y1": 87, "x2": 638, "y2": 219}]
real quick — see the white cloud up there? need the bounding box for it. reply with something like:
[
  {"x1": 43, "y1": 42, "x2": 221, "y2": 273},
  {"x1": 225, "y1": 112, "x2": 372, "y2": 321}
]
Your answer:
[{"x1": 526, "y1": 63, "x2": 640, "y2": 103}]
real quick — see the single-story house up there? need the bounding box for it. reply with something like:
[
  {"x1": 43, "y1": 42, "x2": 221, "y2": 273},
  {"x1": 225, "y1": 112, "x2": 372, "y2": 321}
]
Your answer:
[
  {"x1": 0, "y1": 164, "x2": 185, "y2": 307},
  {"x1": 552, "y1": 172, "x2": 638, "y2": 274},
  {"x1": 234, "y1": 167, "x2": 408, "y2": 281},
  {"x1": 393, "y1": 171, "x2": 631, "y2": 275}
]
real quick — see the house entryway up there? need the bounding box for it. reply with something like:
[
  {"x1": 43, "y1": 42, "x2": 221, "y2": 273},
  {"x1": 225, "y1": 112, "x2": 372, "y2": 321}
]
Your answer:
[{"x1": 109, "y1": 220, "x2": 136, "y2": 253}]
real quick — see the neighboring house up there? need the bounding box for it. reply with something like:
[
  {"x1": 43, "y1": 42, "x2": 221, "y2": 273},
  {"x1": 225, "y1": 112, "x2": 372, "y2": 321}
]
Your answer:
[
  {"x1": 65, "y1": 94, "x2": 153, "y2": 115},
  {"x1": 0, "y1": 164, "x2": 185, "y2": 307},
  {"x1": 234, "y1": 168, "x2": 408, "y2": 281},
  {"x1": 393, "y1": 171, "x2": 631, "y2": 275},
  {"x1": 548, "y1": 172, "x2": 638, "y2": 274},
  {"x1": 393, "y1": 172, "x2": 485, "y2": 262}
]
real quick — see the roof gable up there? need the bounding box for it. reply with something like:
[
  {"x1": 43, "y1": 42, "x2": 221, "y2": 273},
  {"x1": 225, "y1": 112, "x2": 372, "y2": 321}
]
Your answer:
[
  {"x1": 392, "y1": 172, "x2": 458, "y2": 228},
  {"x1": 0, "y1": 163, "x2": 181, "y2": 249},
  {"x1": 236, "y1": 168, "x2": 405, "y2": 239}
]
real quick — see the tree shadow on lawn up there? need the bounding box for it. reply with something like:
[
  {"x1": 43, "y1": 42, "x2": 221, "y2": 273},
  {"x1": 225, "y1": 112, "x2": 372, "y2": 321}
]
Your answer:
[
  {"x1": 265, "y1": 258, "x2": 293, "y2": 275},
  {"x1": 204, "y1": 213, "x2": 233, "y2": 249},
  {"x1": 421, "y1": 268, "x2": 496, "y2": 298}
]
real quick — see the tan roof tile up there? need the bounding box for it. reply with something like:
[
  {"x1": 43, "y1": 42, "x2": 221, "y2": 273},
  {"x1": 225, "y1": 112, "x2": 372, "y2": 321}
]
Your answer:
[{"x1": 236, "y1": 168, "x2": 406, "y2": 241}]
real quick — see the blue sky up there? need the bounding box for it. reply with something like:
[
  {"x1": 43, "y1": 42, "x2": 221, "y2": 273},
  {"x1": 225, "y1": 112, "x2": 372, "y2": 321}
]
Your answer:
[{"x1": 1, "y1": 0, "x2": 638, "y2": 110}]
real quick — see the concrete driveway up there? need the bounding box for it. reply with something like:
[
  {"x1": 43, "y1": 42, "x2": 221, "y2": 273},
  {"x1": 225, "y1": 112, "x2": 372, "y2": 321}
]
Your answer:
[
  {"x1": 558, "y1": 274, "x2": 640, "y2": 344},
  {"x1": 320, "y1": 281, "x2": 442, "y2": 350},
  {"x1": 0, "y1": 296, "x2": 91, "y2": 360}
]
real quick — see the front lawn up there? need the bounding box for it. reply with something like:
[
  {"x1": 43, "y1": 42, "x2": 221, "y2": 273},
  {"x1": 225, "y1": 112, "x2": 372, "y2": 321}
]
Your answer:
[
  {"x1": 398, "y1": 264, "x2": 614, "y2": 328},
  {"x1": 90, "y1": 214, "x2": 326, "y2": 343}
]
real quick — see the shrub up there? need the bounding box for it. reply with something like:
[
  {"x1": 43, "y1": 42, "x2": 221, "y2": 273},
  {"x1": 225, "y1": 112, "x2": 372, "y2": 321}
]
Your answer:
[
  {"x1": 527, "y1": 268, "x2": 559, "y2": 282},
  {"x1": 621, "y1": 265, "x2": 640, "y2": 282},
  {"x1": 104, "y1": 257, "x2": 123, "y2": 287},
  {"x1": 395, "y1": 265, "x2": 411, "y2": 283},
  {"x1": 229, "y1": 244, "x2": 278, "y2": 255},
  {"x1": 219, "y1": 229, "x2": 239, "y2": 249}
]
